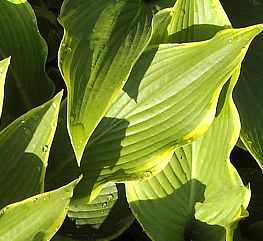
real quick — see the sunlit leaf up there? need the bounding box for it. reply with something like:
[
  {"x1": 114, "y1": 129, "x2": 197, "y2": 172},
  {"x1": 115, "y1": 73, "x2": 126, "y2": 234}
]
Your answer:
[
  {"x1": 126, "y1": 68, "x2": 250, "y2": 241},
  {"x1": 74, "y1": 24, "x2": 262, "y2": 202},
  {"x1": 0, "y1": 57, "x2": 10, "y2": 118},
  {"x1": 59, "y1": 0, "x2": 155, "y2": 162},
  {"x1": 0, "y1": 92, "x2": 62, "y2": 208},
  {"x1": 0, "y1": 178, "x2": 80, "y2": 241}
]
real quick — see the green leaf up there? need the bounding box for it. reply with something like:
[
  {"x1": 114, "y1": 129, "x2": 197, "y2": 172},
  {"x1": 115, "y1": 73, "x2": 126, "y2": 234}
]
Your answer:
[
  {"x1": 151, "y1": 0, "x2": 231, "y2": 44},
  {"x1": 234, "y1": 29, "x2": 263, "y2": 169},
  {"x1": 126, "y1": 68, "x2": 250, "y2": 241},
  {"x1": 0, "y1": 178, "x2": 80, "y2": 241},
  {"x1": 0, "y1": 0, "x2": 54, "y2": 126},
  {"x1": 62, "y1": 183, "x2": 134, "y2": 241},
  {"x1": 220, "y1": 0, "x2": 263, "y2": 169},
  {"x1": 0, "y1": 57, "x2": 10, "y2": 118},
  {"x1": 73, "y1": 24, "x2": 262, "y2": 202},
  {"x1": 58, "y1": 0, "x2": 155, "y2": 162},
  {"x1": 0, "y1": 91, "x2": 62, "y2": 208},
  {"x1": 46, "y1": 103, "x2": 134, "y2": 241}
]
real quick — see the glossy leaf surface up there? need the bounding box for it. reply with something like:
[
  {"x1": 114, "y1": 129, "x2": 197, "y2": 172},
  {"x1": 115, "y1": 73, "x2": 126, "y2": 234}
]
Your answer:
[
  {"x1": 0, "y1": 178, "x2": 80, "y2": 241},
  {"x1": 59, "y1": 0, "x2": 155, "y2": 162},
  {"x1": 0, "y1": 92, "x2": 62, "y2": 208},
  {"x1": 126, "y1": 69, "x2": 250, "y2": 241},
  {"x1": 74, "y1": 24, "x2": 262, "y2": 202},
  {"x1": 0, "y1": 58, "x2": 10, "y2": 118}
]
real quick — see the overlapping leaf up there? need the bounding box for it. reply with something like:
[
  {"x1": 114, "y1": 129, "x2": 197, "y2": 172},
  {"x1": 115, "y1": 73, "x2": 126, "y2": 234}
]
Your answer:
[
  {"x1": 62, "y1": 183, "x2": 134, "y2": 241},
  {"x1": 126, "y1": 68, "x2": 250, "y2": 241},
  {"x1": 46, "y1": 103, "x2": 134, "y2": 241},
  {"x1": 0, "y1": 178, "x2": 80, "y2": 241},
  {"x1": 0, "y1": 58, "x2": 10, "y2": 118},
  {"x1": 151, "y1": 0, "x2": 231, "y2": 44},
  {"x1": 0, "y1": 92, "x2": 62, "y2": 208},
  {"x1": 226, "y1": 0, "x2": 263, "y2": 170},
  {"x1": 71, "y1": 24, "x2": 262, "y2": 202},
  {"x1": 58, "y1": 0, "x2": 155, "y2": 162},
  {"x1": 0, "y1": 0, "x2": 54, "y2": 127}
]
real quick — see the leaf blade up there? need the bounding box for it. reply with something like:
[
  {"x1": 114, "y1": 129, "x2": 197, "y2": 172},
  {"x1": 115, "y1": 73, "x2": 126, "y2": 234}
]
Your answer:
[
  {"x1": 0, "y1": 57, "x2": 10, "y2": 118},
  {"x1": 0, "y1": 91, "x2": 62, "y2": 208},
  {"x1": 0, "y1": 178, "x2": 80, "y2": 241},
  {"x1": 0, "y1": 0, "x2": 55, "y2": 126},
  {"x1": 59, "y1": 0, "x2": 155, "y2": 162}
]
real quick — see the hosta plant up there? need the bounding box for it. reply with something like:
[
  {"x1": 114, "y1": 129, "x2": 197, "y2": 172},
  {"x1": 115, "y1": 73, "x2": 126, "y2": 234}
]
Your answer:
[{"x1": 0, "y1": 0, "x2": 263, "y2": 241}]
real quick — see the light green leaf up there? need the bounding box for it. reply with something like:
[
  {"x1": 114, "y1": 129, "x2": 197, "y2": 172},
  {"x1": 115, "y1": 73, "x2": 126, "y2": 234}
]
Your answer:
[
  {"x1": 0, "y1": 91, "x2": 62, "y2": 208},
  {"x1": 58, "y1": 0, "x2": 155, "y2": 162},
  {"x1": 0, "y1": 57, "x2": 10, "y2": 118},
  {"x1": 73, "y1": 24, "x2": 263, "y2": 202},
  {"x1": 0, "y1": 178, "x2": 80, "y2": 241},
  {"x1": 63, "y1": 183, "x2": 134, "y2": 241},
  {"x1": 151, "y1": 0, "x2": 231, "y2": 44},
  {"x1": 46, "y1": 103, "x2": 134, "y2": 241},
  {"x1": 0, "y1": 0, "x2": 54, "y2": 126},
  {"x1": 126, "y1": 68, "x2": 250, "y2": 241}
]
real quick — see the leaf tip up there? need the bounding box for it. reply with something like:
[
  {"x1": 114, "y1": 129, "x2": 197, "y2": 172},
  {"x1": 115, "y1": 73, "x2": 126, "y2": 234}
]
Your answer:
[
  {"x1": 0, "y1": 56, "x2": 11, "y2": 73},
  {"x1": 68, "y1": 122, "x2": 87, "y2": 166}
]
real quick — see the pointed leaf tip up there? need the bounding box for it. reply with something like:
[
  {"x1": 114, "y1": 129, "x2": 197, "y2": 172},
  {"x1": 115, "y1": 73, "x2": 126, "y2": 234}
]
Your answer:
[
  {"x1": 53, "y1": 90, "x2": 63, "y2": 103},
  {"x1": 257, "y1": 23, "x2": 263, "y2": 31},
  {"x1": 240, "y1": 23, "x2": 263, "y2": 39},
  {"x1": 69, "y1": 122, "x2": 87, "y2": 165}
]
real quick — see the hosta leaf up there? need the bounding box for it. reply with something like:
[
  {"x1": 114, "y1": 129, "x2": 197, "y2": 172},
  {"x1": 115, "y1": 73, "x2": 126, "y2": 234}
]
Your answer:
[
  {"x1": 151, "y1": 0, "x2": 231, "y2": 44},
  {"x1": 0, "y1": 57, "x2": 10, "y2": 118},
  {"x1": 0, "y1": 0, "x2": 54, "y2": 126},
  {"x1": 46, "y1": 103, "x2": 134, "y2": 241},
  {"x1": 0, "y1": 92, "x2": 62, "y2": 208},
  {"x1": 61, "y1": 183, "x2": 134, "y2": 241},
  {"x1": 0, "y1": 178, "x2": 80, "y2": 241},
  {"x1": 73, "y1": 24, "x2": 262, "y2": 202},
  {"x1": 126, "y1": 68, "x2": 250, "y2": 241},
  {"x1": 226, "y1": 1, "x2": 263, "y2": 170},
  {"x1": 59, "y1": 0, "x2": 155, "y2": 162}
]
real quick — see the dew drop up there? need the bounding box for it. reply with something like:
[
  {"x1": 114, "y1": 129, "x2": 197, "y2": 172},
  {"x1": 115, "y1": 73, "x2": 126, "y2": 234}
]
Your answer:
[
  {"x1": 144, "y1": 171, "x2": 152, "y2": 178},
  {"x1": 107, "y1": 194, "x2": 114, "y2": 201},
  {"x1": 42, "y1": 145, "x2": 49, "y2": 153},
  {"x1": 65, "y1": 46, "x2": 72, "y2": 54},
  {"x1": 102, "y1": 202, "x2": 108, "y2": 208},
  {"x1": 52, "y1": 102, "x2": 57, "y2": 109},
  {"x1": 0, "y1": 210, "x2": 5, "y2": 216}
]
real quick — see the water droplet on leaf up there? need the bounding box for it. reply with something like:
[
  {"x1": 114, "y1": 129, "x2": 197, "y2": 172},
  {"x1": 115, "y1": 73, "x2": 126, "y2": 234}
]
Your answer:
[
  {"x1": 42, "y1": 145, "x2": 49, "y2": 153},
  {"x1": 144, "y1": 171, "x2": 152, "y2": 178},
  {"x1": 107, "y1": 194, "x2": 114, "y2": 201},
  {"x1": 102, "y1": 202, "x2": 107, "y2": 208}
]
